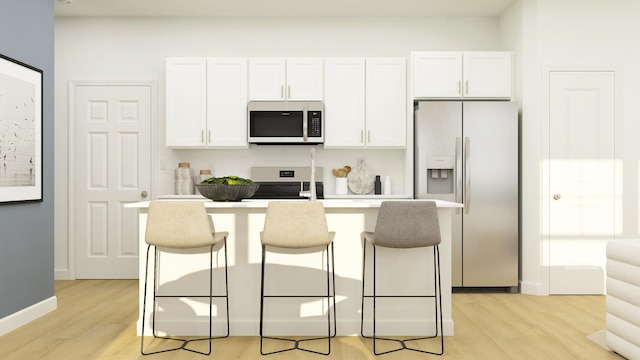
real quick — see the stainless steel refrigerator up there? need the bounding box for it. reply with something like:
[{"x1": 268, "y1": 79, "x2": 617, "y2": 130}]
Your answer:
[{"x1": 414, "y1": 101, "x2": 519, "y2": 291}]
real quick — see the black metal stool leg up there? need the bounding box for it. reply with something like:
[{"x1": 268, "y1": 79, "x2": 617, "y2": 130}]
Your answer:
[
  {"x1": 331, "y1": 242, "x2": 337, "y2": 338},
  {"x1": 140, "y1": 245, "x2": 152, "y2": 354},
  {"x1": 360, "y1": 239, "x2": 367, "y2": 337},
  {"x1": 402, "y1": 245, "x2": 444, "y2": 355},
  {"x1": 360, "y1": 244, "x2": 444, "y2": 356},
  {"x1": 141, "y1": 244, "x2": 223, "y2": 356},
  {"x1": 222, "y1": 238, "x2": 230, "y2": 337},
  {"x1": 260, "y1": 244, "x2": 335, "y2": 356}
]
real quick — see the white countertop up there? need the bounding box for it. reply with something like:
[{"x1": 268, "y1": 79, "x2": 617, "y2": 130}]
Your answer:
[{"x1": 126, "y1": 196, "x2": 462, "y2": 209}]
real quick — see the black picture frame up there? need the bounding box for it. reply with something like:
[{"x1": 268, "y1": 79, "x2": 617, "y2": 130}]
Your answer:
[{"x1": 0, "y1": 53, "x2": 43, "y2": 203}]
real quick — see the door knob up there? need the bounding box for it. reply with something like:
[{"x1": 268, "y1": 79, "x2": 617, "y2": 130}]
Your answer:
[
  {"x1": 141, "y1": 191, "x2": 148, "y2": 198},
  {"x1": 553, "y1": 194, "x2": 561, "y2": 200}
]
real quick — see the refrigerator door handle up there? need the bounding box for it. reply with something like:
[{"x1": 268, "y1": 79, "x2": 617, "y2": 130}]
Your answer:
[
  {"x1": 465, "y1": 136, "x2": 471, "y2": 214},
  {"x1": 455, "y1": 137, "x2": 462, "y2": 210}
]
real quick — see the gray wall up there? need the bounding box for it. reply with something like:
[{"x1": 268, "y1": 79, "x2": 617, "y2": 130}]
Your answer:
[{"x1": 0, "y1": 0, "x2": 55, "y2": 319}]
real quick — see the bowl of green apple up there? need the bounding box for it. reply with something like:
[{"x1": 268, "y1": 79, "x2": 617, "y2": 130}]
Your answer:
[{"x1": 195, "y1": 176, "x2": 259, "y2": 202}]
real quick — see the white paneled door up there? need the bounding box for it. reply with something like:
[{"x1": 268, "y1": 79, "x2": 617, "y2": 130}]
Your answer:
[
  {"x1": 547, "y1": 71, "x2": 615, "y2": 294},
  {"x1": 74, "y1": 84, "x2": 151, "y2": 279}
]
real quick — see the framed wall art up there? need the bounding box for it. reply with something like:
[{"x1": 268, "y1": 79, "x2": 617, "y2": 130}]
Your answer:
[{"x1": 0, "y1": 53, "x2": 43, "y2": 203}]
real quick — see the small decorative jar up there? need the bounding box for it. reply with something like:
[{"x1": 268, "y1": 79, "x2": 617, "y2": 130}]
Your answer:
[
  {"x1": 194, "y1": 169, "x2": 213, "y2": 195},
  {"x1": 174, "y1": 162, "x2": 194, "y2": 195}
]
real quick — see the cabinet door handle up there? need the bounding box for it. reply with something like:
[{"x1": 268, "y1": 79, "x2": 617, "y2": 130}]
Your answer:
[
  {"x1": 208, "y1": 130, "x2": 211, "y2": 144},
  {"x1": 465, "y1": 80, "x2": 469, "y2": 94},
  {"x1": 201, "y1": 130, "x2": 204, "y2": 143},
  {"x1": 288, "y1": 85, "x2": 291, "y2": 99},
  {"x1": 458, "y1": 80, "x2": 461, "y2": 95},
  {"x1": 280, "y1": 85, "x2": 284, "y2": 99},
  {"x1": 368, "y1": 130, "x2": 371, "y2": 144},
  {"x1": 360, "y1": 129, "x2": 364, "y2": 144}
]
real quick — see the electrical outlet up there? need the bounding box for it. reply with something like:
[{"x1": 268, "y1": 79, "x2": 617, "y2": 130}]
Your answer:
[{"x1": 159, "y1": 159, "x2": 168, "y2": 170}]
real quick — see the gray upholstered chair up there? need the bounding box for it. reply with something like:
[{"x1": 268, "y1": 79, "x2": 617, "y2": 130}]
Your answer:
[
  {"x1": 141, "y1": 201, "x2": 229, "y2": 356},
  {"x1": 360, "y1": 201, "x2": 444, "y2": 356},
  {"x1": 259, "y1": 201, "x2": 337, "y2": 355}
]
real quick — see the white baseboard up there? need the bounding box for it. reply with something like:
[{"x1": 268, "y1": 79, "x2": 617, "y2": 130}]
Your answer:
[
  {"x1": 55, "y1": 268, "x2": 74, "y2": 280},
  {"x1": 0, "y1": 296, "x2": 57, "y2": 336},
  {"x1": 520, "y1": 280, "x2": 548, "y2": 295},
  {"x1": 549, "y1": 266, "x2": 605, "y2": 295}
]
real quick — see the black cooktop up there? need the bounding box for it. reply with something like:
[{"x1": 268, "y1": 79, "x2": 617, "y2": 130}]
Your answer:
[{"x1": 250, "y1": 181, "x2": 324, "y2": 200}]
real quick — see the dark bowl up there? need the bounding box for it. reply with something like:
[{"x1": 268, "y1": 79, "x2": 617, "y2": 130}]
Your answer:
[{"x1": 195, "y1": 184, "x2": 260, "y2": 202}]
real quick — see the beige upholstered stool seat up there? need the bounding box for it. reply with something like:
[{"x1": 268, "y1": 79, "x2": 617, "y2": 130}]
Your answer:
[
  {"x1": 145, "y1": 201, "x2": 228, "y2": 248},
  {"x1": 141, "y1": 201, "x2": 229, "y2": 356},
  {"x1": 260, "y1": 200, "x2": 335, "y2": 248}
]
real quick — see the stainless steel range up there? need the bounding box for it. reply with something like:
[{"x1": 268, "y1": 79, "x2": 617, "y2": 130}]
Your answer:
[{"x1": 250, "y1": 166, "x2": 324, "y2": 200}]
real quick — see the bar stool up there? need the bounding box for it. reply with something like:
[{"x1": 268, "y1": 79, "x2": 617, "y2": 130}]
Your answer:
[
  {"x1": 141, "y1": 201, "x2": 229, "y2": 356},
  {"x1": 259, "y1": 201, "x2": 337, "y2": 355},
  {"x1": 360, "y1": 201, "x2": 444, "y2": 356}
]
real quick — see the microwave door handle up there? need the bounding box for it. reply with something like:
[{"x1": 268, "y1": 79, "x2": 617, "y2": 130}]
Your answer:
[{"x1": 302, "y1": 105, "x2": 308, "y2": 142}]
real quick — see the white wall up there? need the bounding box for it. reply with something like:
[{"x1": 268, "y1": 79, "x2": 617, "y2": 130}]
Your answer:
[
  {"x1": 510, "y1": 0, "x2": 640, "y2": 295},
  {"x1": 498, "y1": 0, "x2": 528, "y2": 291},
  {"x1": 536, "y1": 0, "x2": 640, "y2": 241},
  {"x1": 54, "y1": 16, "x2": 503, "y2": 278}
]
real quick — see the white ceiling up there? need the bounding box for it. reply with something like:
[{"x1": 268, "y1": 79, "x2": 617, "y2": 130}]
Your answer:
[{"x1": 54, "y1": 0, "x2": 516, "y2": 17}]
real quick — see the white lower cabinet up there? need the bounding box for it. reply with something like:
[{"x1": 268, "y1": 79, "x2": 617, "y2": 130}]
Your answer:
[
  {"x1": 165, "y1": 57, "x2": 248, "y2": 148},
  {"x1": 324, "y1": 57, "x2": 406, "y2": 148}
]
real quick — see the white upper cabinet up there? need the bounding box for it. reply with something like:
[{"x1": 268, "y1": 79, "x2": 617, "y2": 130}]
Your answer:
[
  {"x1": 249, "y1": 58, "x2": 323, "y2": 101},
  {"x1": 323, "y1": 57, "x2": 406, "y2": 148},
  {"x1": 412, "y1": 51, "x2": 512, "y2": 99},
  {"x1": 463, "y1": 52, "x2": 512, "y2": 98},
  {"x1": 365, "y1": 58, "x2": 407, "y2": 147},
  {"x1": 248, "y1": 58, "x2": 285, "y2": 101},
  {"x1": 412, "y1": 52, "x2": 463, "y2": 98},
  {"x1": 165, "y1": 57, "x2": 248, "y2": 148},
  {"x1": 323, "y1": 58, "x2": 366, "y2": 147},
  {"x1": 166, "y1": 58, "x2": 207, "y2": 147},
  {"x1": 286, "y1": 58, "x2": 324, "y2": 101},
  {"x1": 206, "y1": 58, "x2": 248, "y2": 147}
]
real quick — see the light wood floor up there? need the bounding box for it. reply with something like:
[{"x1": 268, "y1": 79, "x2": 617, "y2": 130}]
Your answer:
[{"x1": 0, "y1": 280, "x2": 622, "y2": 359}]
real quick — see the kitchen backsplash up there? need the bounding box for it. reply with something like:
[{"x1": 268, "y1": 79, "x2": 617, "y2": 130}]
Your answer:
[{"x1": 157, "y1": 146, "x2": 407, "y2": 197}]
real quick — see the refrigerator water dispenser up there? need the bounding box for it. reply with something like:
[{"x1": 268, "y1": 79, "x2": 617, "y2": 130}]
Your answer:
[{"x1": 426, "y1": 156, "x2": 454, "y2": 194}]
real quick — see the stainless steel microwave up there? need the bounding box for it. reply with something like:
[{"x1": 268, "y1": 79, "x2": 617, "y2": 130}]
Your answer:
[{"x1": 247, "y1": 101, "x2": 324, "y2": 144}]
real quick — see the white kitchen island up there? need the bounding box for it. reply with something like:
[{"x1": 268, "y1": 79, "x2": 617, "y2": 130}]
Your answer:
[{"x1": 126, "y1": 198, "x2": 461, "y2": 337}]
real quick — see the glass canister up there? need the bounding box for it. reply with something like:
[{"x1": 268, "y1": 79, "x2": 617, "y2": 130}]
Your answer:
[
  {"x1": 194, "y1": 169, "x2": 212, "y2": 195},
  {"x1": 174, "y1": 162, "x2": 194, "y2": 195},
  {"x1": 384, "y1": 175, "x2": 392, "y2": 195}
]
